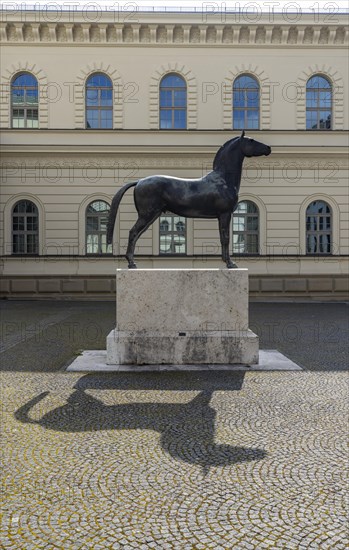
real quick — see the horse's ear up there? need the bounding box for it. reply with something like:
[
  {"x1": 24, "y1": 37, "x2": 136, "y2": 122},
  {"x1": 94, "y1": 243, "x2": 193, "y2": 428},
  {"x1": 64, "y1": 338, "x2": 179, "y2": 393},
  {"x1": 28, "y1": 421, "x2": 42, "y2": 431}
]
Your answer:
[{"x1": 240, "y1": 130, "x2": 245, "y2": 139}]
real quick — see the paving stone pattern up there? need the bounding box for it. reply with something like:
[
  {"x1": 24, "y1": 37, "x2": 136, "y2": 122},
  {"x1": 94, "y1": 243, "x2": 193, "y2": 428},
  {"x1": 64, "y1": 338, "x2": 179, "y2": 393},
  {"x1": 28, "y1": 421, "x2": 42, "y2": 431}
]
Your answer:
[
  {"x1": 1, "y1": 370, "x2": 348, "y2": 549},
  {"x1": 1, "y1": 301, "x2": 348, "y2": 548}
]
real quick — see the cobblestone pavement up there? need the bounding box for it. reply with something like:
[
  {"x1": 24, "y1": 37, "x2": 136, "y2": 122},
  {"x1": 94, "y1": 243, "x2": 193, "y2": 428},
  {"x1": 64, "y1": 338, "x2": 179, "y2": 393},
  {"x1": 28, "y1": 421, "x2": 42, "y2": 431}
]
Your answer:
[
  {"x1": 1, "y1": 301, "x2": 348, "y2": 548},
  {"x1": 1, "y1": 370, "x2": 348, "y2": 549}
]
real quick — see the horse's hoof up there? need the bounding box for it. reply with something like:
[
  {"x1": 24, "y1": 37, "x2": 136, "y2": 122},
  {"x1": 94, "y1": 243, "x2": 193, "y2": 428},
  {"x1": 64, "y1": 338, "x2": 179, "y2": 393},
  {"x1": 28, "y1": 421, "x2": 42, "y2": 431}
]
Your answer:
[
  {"x1": 128, "y1": 263, "x2": 137, "y2": 269},
  {"x1": 227, "y1": 262, "x2": 238, "y2": 269}
]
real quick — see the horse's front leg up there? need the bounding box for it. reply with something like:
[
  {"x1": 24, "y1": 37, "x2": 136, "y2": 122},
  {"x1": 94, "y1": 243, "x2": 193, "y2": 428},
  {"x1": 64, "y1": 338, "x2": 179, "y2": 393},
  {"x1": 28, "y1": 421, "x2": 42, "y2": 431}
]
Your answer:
[{"x1": 218, "y1": 213, "x2": 238, "y2": 269}]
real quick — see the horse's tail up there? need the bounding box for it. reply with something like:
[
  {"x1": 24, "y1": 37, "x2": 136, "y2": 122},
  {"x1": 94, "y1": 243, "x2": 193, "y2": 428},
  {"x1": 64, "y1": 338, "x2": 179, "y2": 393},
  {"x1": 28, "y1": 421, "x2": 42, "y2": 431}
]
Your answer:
[
  {"x1": 107, "y1": 181, "x2": 138, "y2": 244},
  {"x1": 14, "y1": 391, "x2": 50, "y2": 425}
]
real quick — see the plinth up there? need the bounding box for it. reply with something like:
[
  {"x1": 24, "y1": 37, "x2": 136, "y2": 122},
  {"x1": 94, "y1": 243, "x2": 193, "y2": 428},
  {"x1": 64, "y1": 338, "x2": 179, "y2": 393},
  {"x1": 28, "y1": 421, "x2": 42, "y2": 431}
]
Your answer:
[{"x1": 106, "y1": 269, "x2": 259, "y2": 366}]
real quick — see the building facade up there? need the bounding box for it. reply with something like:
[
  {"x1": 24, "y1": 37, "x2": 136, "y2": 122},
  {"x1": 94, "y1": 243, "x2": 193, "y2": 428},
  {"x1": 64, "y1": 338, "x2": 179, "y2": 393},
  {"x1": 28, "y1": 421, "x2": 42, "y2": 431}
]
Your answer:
[{"x1": 0, "y1": 8, "x2": 348, "y2": 299}]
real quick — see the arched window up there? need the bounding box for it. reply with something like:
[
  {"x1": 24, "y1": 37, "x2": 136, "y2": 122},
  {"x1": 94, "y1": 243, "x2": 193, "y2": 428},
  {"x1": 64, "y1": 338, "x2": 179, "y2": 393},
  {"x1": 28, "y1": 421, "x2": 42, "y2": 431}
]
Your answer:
[
  {"x1": 86, "y1": 73, "x2": 113, "y2": 129},
  {"x1": 233, "y1": 75, "x2": 259, "y2": 130},
  {"x1": 159, "y1": 214, "x2": 186, "y2": 254},
  {"x1": 306, "y1": 201, "x2": 332, "y2": 254},
  {"x1": 159, "y1": 74, "x2": 187, "y2": 129},
  {"x1": 306, "y1": 75, "x2": 332, "y2": 130},
  {"x1": 11, "y1": 73, "x2": 38, "y2": 128},
  {"x1": 12, "y1": 200, "x2": 39, "y2": 254},
  {"x1": 233, "y1": 201, "x2": 259, "y2": 254},
  {"x1": 86, "y1": 200, "x2": 112, "y2": 254}
]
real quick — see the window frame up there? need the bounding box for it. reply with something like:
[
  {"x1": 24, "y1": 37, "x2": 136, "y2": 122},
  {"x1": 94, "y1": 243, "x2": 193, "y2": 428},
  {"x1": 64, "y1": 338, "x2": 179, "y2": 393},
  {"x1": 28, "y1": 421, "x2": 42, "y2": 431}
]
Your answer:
[
  {"x1": 159, "y1": 213, "x2": 187, "y2": 255},
  {"x1": 85, "y1": 200, "x2": 113, "y2": 255},
  {"x1": 306, "y1": 200, "x2": 332, "y2": 255},
  {"x1": 11, "y1": 72, "x2": 39, "y2": 129},
  {"x1": 85, "y1": 73, "x2": 113, "y2": 130},
  {"x1": 306, "y1": 74, "x2": 332, "y2": 131},
  {"x1": 159, "y1": 73, "x2": 187, "y2": 130},
  {"x1": 233, "y1": 74, "x2": 260, "y2": 131},
  {"x1": 12, "y1": 200, "x2": 39, "y2": 255},
  {"x1": 232, "y1": 200, "x2": 260, "y2": 256}
]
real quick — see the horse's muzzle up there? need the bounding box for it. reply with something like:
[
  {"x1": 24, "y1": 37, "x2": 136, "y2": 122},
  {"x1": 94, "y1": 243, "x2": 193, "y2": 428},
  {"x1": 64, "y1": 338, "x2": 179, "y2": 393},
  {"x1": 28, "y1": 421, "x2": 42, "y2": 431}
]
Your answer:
[{"x1": 265, "y1": 146, "x2": 272, "y2": 156}]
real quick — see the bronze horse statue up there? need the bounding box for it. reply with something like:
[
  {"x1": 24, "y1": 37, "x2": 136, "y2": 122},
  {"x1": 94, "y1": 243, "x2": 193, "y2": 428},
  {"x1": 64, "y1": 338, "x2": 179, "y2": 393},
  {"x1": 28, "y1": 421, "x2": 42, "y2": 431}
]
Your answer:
[{"x1": 107, "y1": 131, "x2": 271, "y2": 268}]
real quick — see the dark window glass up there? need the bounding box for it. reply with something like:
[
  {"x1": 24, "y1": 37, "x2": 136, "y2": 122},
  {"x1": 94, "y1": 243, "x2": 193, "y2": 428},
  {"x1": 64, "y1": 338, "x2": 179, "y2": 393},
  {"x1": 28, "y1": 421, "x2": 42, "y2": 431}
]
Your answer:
[{"x1": 306, "y1": 201, "x2": 332, "y2": 254}]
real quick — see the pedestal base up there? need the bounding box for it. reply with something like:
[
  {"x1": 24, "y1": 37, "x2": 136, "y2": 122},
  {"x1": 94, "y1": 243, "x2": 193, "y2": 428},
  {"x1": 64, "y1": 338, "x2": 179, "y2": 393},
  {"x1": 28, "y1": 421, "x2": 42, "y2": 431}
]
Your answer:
[
  {"x1": 107, "y1": 268, "x2": 259, "y2": 367},
  {"x1": 106, "y1": 329, "x2": 259, "y2": 366},
  {"x1": 67, "y1": 349, "x2": 302, "y2": 372}
]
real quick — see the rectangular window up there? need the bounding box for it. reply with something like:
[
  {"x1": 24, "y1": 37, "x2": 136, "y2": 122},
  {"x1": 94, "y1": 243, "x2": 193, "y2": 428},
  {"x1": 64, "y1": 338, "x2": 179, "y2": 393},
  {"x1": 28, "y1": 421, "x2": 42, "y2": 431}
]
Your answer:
[
  {"x1": 27, "y1": 234, "x2": 38, "y2": 254},
  {"x1": 233, "y1": 110, "x2": 244, "y2": 130},
  {"x1": 86, "y1": 111, "x2": 98, "y2": 129},
  {"x1": 159, "y1": 215, "x2": 186, "y2": 255},
  {"x1": 12, "y1": 90, "x2": 24, "y2": 104},
  {"x1": 86, "y1": 89, "x2": 99, "y2": 106},
  {"x1": 174, "y1": 90, "x2": 186, "y2": 107},
  {"x1": 100, "y1": 89, "x2": 112, "y2": 107},
  {"x1": 160, "y1": 90, "x2": 172, "y2": 107},
  {"x1": 160, "y1": 110, "x2": 172, "y2": 129},
  {"x1": 233, "y1": 90, "x2": 244, "y2": 108},
  {"x1": 100, "y1": 110, "x2": 113, "y2": 129},
  {"x1": 13, "y1": 234, "x2": 25, "y2": 254},
  {"x1": 174, "y1": 110, "x2": 186, "y2": 129},
  {"x1": 12, "y1": 109, "x2": 25, "y2": 128},
  {"x1": 86, "y1": 234, "x2": 99, "y2": 254}
]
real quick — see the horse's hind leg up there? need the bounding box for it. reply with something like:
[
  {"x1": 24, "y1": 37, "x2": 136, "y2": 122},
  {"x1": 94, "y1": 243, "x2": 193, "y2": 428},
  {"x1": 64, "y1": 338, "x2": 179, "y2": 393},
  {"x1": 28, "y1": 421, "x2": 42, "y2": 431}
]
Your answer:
[
  {"x1": 126, "y1": 211, "x2": 161, "y2": 268},
  {"x1": 218, "y1": 213, "x2": 238, "y2": 269}
]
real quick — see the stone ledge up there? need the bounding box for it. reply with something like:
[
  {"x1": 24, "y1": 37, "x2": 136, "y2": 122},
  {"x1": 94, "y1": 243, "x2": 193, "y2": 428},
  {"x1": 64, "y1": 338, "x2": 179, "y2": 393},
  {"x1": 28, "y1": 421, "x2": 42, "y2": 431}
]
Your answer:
[
  {"x1": 107, "y1": 329, "x2": 259, "y2": 365},
  {"x1": 0, "y1": 275, "x2": 348, "y2": 300},
  {"x1": 67, "y1": 349, "x2": 302, "y2": 372}
]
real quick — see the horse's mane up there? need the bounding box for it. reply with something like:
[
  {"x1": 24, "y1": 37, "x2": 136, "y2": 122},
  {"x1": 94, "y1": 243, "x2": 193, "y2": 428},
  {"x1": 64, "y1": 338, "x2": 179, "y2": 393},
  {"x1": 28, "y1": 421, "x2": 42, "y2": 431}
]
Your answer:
[{"x1": 212, "y1": 136, "x2": 240, "y2": 171}]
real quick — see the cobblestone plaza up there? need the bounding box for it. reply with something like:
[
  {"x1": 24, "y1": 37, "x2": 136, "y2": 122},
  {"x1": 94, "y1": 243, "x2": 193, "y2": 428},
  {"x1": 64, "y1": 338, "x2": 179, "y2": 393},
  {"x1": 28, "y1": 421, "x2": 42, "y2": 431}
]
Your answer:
[{"x1": 1, "y1": 301, "x2": 348, "y2": 548}]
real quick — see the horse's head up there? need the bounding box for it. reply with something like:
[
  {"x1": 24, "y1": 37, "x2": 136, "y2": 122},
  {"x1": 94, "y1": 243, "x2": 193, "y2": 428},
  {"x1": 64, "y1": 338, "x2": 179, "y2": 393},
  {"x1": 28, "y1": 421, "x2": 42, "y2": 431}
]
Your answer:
[
  {"x1": 212, "y1": 132, "x2": 271, "y2": 174},
  {"x1": 240, "y1": 130, "x2": 271, "y2": 157}
]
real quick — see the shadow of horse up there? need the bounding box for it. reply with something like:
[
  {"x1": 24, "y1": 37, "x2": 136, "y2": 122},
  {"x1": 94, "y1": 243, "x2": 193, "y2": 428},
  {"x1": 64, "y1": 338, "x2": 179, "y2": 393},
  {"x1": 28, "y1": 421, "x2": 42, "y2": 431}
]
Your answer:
[{"x1": 15, "y1": 373, "x2": 266, "y2": 473}]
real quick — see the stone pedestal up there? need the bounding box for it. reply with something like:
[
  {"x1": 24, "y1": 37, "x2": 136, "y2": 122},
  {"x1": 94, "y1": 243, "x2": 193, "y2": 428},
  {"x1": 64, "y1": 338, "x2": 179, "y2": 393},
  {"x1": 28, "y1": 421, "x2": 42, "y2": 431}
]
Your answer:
[{"x1": 106, "y1": 269, "x2": 259, "y2": 366}]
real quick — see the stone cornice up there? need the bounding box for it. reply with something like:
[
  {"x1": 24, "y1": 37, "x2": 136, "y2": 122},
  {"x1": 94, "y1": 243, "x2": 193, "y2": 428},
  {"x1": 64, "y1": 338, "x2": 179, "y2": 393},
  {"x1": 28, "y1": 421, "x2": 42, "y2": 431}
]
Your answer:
[
  {"x1": 0, "y1": 16, "x2": 348, "y2": 46},
  {"x1": 1, "y1": 152, "x2": 348, "y2": 171},
  {"x1": 1, "y1": 130, "x2": 348, "y2": 151}
]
